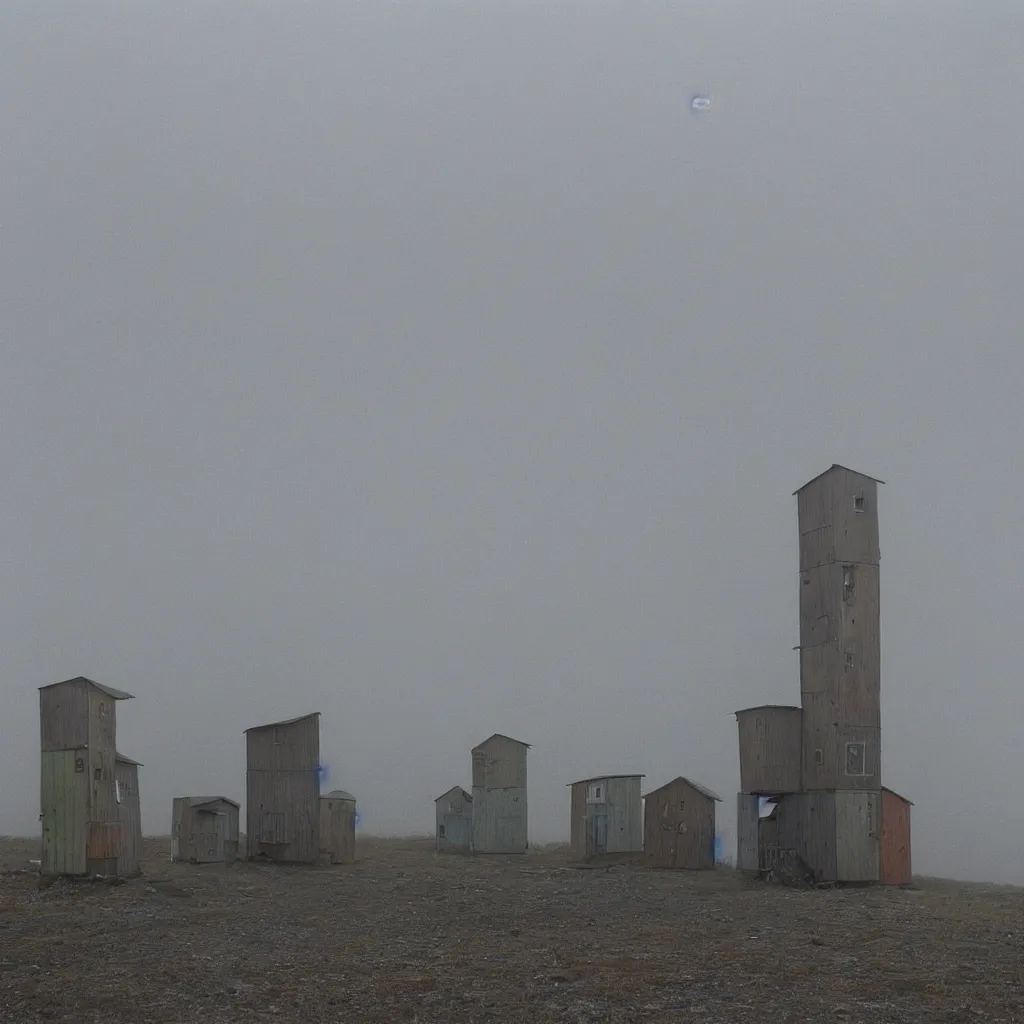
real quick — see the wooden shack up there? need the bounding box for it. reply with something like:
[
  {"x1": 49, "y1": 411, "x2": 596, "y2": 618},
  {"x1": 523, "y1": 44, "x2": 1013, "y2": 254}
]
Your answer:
[
  {"x1": 113, "y1": 753, "x2": 143, "y2": 876},
  {"x1": 471, "y1": 733, "x2": 529, "y2": 854},
  {"x1": 568, "y1": 775, "x2": 644, "y2": 861},
  {"x1": 245, "y1": 712, "x2": 321, "y2": 863},
  {"x1": 643, "y1": 776, "x2": 721, "y2": 870},
  {"x1": 39, "y1": 676, "x2": 135, "y2": 877},
  {"x1": 880, "y1": 787, "x2": 912, "y2": 885},
  {"x1": 735, "y1": 705, "x2": 802, "y2": 794},
  {"x1": 435, "y1": 786, "x2": 473, "y2": 853},
  {"x1": 171, "y1": 796, "x2": 241, "y2": 864},
  {"x1": 319, "y1": 790, "x2": 357, "y2": 865}
]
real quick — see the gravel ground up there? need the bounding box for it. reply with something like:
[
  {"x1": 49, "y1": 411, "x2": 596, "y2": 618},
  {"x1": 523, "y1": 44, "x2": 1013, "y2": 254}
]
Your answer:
[{"x1": 0, "y1": 836, "x2": 1022, "y2": 1023}]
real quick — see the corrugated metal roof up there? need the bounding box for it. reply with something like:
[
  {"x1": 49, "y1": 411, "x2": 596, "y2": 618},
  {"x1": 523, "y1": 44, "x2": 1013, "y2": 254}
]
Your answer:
[
  {"x1": 322, "y1": 790, "x2": 356, "y2": 802},
  {"x1": 793, "y1": 463, "x2": 885, "y2": 495},
  {"x1": 643, "y1": 776, "x2": 722, "y2": 802},
  {"x1": 244, "y1": 712, "x2": 321, "y2": 733},
  {"x1": 115, "y1": 752, "x2": 143, "y2": 766},
  {"x1": 435, "y1": 786, "x2": 473, "y2": 803},
  {"x1": 471, "y1": 733, "x2": 530, "y2": 752},
  {"x1": 39, "y1": 676, "x2": 135, "y2": 700},
  {"x1": 188, "y1": 796, "x2": 240, "y2": 809},
  {"x1": 566, "y1": 774, "x2": 645, "y2": 787}
]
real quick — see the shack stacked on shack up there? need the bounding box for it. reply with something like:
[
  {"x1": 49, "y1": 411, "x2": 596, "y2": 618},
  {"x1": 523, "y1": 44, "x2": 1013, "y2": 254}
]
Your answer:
[{"x1": 735, "y1": 465, "x2": 912, "y2": 884}]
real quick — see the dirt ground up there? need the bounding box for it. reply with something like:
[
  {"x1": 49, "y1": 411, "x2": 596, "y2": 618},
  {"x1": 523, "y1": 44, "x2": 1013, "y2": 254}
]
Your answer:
[{"x1": 0, "y1": 836, "x2": 1022, "y2": 1023}]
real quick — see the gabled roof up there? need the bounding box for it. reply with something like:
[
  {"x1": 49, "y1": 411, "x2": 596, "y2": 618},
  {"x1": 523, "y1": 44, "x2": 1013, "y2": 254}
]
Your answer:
[
  {"x1": 643, "y1": 776, "x2": 722, "y2": 802},
  {"x1": 39, "y1": 676, "x2": 135, "y2": 701},
  {"x1": 471, "y1": 733, "x2": 530, "y2": 752},
  {"x1": 115, "y1": 752, "x2": 143, "y2": 766},
  {"x1": 882, "y1": 786, "x2": 914, "y2": 806},
  {"x1": 435, "y1": 785, "x2": 472, "y2": 803},
  {"x1": 189, "y1": 796, "x2": 240, "y2": 809},
  {"x1": 567, "y1": 774, "x2": 645, "y2": 787},
  {"x1": 734, "y1": 704, "x2": 801, "y2": 717},
  {"x1": 245, "y1": 712, "x2": 321, "y2": 733},
  {"x1": 793, "y1": 463, "x2": 885, "y2": 495},
  {"x1": 322, "y1": 789, "x2": 356, "y2": 802}
]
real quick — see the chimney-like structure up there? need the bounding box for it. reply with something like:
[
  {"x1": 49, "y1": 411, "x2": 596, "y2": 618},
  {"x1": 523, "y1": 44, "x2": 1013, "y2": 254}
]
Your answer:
[{"x1": 794, "y1": 464, "x2": 883, "y2": 792}]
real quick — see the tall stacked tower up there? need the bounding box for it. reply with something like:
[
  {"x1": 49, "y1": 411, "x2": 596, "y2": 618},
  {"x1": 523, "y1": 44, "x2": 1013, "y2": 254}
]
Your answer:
[
  {"x1": 735, "y1": 465, "x2": 912, "y2": 884},
  {"x1": 796, "y1": 465, "x2": 882, "y2": 792}
]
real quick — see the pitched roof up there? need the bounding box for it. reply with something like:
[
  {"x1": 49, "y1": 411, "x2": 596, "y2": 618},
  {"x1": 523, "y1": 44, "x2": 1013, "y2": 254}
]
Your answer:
[
  {"x1": 435, "y1": 786, "x2": 472, "y2": 803},
  {"x1": 39, "y1": 676, "x2": 135, "y2": 700},
  {"x1": 188, "y1": 796, "x2": 240, "y2": 809},
  {"x1": 793, "y1": 463, "x2": 885, "y2": 495},
  {"x1": 471, "y1": 733, "x2": 530, "y2": 752},
  {"x1": 115, "y1": 752, "x2": 143, "y2": 766},
  {"x1": 643, "y1": 776, "x2": 722, "y2": 802},
  {"x1": 882, "y1": 786, "x2": 914, "y2": 806},
  {"x1": 567, "y1": 774, "x2": 645, "y2": 787},
  {"x1": 322, "y1": 790, "x2": 356, "y2": 802},
  {"x1": 244, "y1": 712, "x2": 321, "y2": 733}
]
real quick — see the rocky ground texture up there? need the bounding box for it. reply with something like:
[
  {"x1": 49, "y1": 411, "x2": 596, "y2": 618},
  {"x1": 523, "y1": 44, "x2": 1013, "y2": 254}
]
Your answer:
[{"x1": 0, "y1": 837, "x2": 1022, "y2": 1023}]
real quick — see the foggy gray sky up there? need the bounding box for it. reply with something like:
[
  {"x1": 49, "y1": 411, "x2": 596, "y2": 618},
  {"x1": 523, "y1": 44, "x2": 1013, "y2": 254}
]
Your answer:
[{"x1": 2, "y1": 1, "x2": 1022, "y2": 883}]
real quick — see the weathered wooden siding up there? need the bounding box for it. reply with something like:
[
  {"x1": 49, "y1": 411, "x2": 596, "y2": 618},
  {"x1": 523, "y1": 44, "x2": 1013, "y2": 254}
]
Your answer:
[
  {"x1": 736, "y1": 706, "x2": 802, "y2": 793},
  {"x1": 569, "y1": 777, "x2": 643, "y2": 860},
  {"x1": 246, "y1": 769, "x2": 320, "y2": 863},
  {"x1": 569, "y1": 782, "x2": 587, "y2": 860},
  {"x1": 471, "y1": 735, "x2": 528, "y2": 854},
  {"x1": 798, "y1": 466, "x2": 883, "y2": 794},
  {"x1": 319, "y1": 795, "x2": 356, "y2": 865},
  {"x1": 171, "y1": 797, "x2": 187, "y2": 861},
  {"x1": 834, "y1": 790, "x2": 880, "y2": 882},
  {"x1": 644, "y1": 779, "x2": 717, "y2": 870},
  {"x1": 471, "y1": 735, "x2": 528, "y2": 790},
  {"x1": 40, "y1": 679, "x2": 90, "y2": 751},
  {"x1": 114, "y1": 759, "x2": 142, "y2": 877},
  {"x1": 797, "y1": 468, "x2": 879, "y2": 568},
  {"x1": 246, "y1": 715, "x2": 321, "y2": 863},
  {"x1": 245, "y1": 715, "x2": 321, "y2": 772},
  {"x1": 736, "y1": 793, "x2": 759, "y2": 872},
  {"x1": 776, "y1": 791, "x2": 838, "y2": 881},
  {"x1": 472, "y1": 786, "x2": 527, "y2": 854},
  {"x1": 435, "y1": 787, "x2": 473, "y2": 853},
  {"x1": 880, "y1": 789, "x2": 912, "y2": 885},
  {"x1": 40, "y1": 749, "x2": 88, "y2": 876},
  {"x1": 171, "y1": 797, "x2": 240, "y2": 863}
]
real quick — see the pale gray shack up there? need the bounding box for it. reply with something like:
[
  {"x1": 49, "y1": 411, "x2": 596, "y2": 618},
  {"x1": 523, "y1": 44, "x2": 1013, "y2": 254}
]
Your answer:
[
  {"x1": 568, "y1": 775, "x2": 644, "y2": 861},
  {"x1": 319, "y1": 790, "x2": 357, "y2": 865},
  {"x1": 435, "y1": 786, "x2": 473, "y2": 853},
  {"x1": 39, "y1": 676, "x2": 136, "y2": 878},
  {"x1": 245, "y1": 712, "x2": 321, "y2": 864},
  {"x1": 171, "y1": 796, "x2": 241, "y2": 864},
  {"x1": 471, "y1": 733, "x2": 529, "y2": 854}
]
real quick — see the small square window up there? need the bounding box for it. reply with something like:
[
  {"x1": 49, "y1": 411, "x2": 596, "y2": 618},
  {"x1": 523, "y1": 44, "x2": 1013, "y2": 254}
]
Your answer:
[
  {"x1": 845, "y1": 742, "x2": 866, "y2": 776},
  {"x1": 854, "y1": 495, "x2": 865, "y2": 513}
]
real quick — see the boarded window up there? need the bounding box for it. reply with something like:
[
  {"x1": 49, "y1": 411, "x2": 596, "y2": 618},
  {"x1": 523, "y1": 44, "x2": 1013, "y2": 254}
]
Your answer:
[{"x1": 845, "y1": 742, "x2": 866, "y2": 776}]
